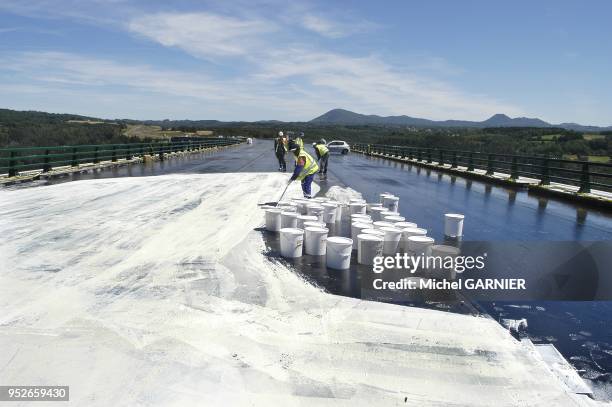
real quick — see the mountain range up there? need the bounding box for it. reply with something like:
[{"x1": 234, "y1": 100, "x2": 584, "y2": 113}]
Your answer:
[{"x1": 310, "y1": 109, "x2": 612, "y2": 132}]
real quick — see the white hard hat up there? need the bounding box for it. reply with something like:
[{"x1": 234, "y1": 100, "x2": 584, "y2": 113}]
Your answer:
[{"x1": 278, "y1": 131, "x2": 284, "y2": 137}]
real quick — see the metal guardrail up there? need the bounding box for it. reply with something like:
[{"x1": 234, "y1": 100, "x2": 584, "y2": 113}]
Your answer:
[
  {"x1": 351, "y1": 143, "x2": 612, "y2": 194},
  {"x1": 0, "y1": 139, "x2": 242, "y2": 177}
]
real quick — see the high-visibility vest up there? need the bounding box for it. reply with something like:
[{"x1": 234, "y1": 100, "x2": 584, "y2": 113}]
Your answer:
[
  {"x1": 296, "y1": 150, "x2": 319, "y2": 181},
  {"x1": 315, "y1": 144, "x2": 329, "y2": 156},
  {"x1": 295, "y1": 137, "x2": 304, "y2": 149}
]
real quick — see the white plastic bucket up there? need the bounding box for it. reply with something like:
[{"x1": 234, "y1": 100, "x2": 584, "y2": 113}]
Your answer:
[
  {"x1": 296, "y1": 215, "x2": 317, "y2": 229},
  {"x1": 444, "y1": 213, "x2": 465, "y2": 238},
  {"x1": 361, "y1": 228, "x2": 385, "y2": 237},
  {"x1": 370, "y1": 207, "x2": 387, "y2": 221},
  {"x1": 380, "y1": 210, "x2": 396, "y2": 218},
  {"x1": 366, "y1": 202, "x2": 383, "y2": 212},
  {"x1": 430, "y1": 245, "x2": 461, "y2": 279},
  {"x1": 395, "y1": 221, "x2": 417, "y2": 229},
  {"x1": 379, "y1": 193, "x2": 393, "y2": 204},
  {"x1": 326, "y1": 236, "x2": 353, "y2": 270},
  {"x1": 307, "y1": 204, "x2": 325, "y2": 222},
  {"x1": 305, "y1": 227, "x2": 329, "y2": 255},
  {"x1": 400, "y1": 227, "x2": 428, "y2": 251},
  {"x1": 303, "y1": 221, "x2": 326, "y2": 229},
  {"x1": 335, "y1": 204, "x2": 345, "y2": 223},
  {"x1": 313, "y1": 197, "x2": 329, "y2": 203},
  {"x1": 373, "y1": 221, "x2": 394, "y2": 229},
  {"x1": 280, "y1": 211, "x2": 298, "y2": 228},
  {"x1": 384, "y1": 215, "x2": 405, "y2": 223},
  {"x1": 349, "y1": 202, "x2": 366, "y2": 215},
  {"x1": 350, "y1": 214, "x2": 372, "y2": 224},
  {"x1": 351, "y1": 222, "x2": 374, "y2": 249},
  {"x1": 280, "y1": 228, "x2": 304, "y2": 258},
  {"x1": 265, "y1": 209, "x2": 282, "y2": 232},
  {"x1": 357, "y1": 234, "x2": 384, "y2": 265},
  {"x1": 321, "y1": 203, "x2": 338, "y2": 224},
  {"x1": 407, "y1": 236, "x2": 435, "y2": 256},
  {"x1": 349, "y1": 198, "x2": 366, "y2": 204},
  {"x1": 383, "y1": 196, "x2": 400, "y2": 212},
  {"x1": 380, "y1": 226, "x2": 402, "y2": 255},
  {"x1": 295, "y1": 200, "x2": 309, "y2": 214}
]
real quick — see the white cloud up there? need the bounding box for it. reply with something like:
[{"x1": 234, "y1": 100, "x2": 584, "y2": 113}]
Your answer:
[
  {"x1": 300, "y1": 14, "x2": 372, "y2": 38},
  {"x1": 128, "y1": 12, "x2": 274, "y2": 59}
]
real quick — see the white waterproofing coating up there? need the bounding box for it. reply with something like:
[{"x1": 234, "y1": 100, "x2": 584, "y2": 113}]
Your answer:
[{"x1": 0, "y1": 173, "x2": 590, "y2": 406}]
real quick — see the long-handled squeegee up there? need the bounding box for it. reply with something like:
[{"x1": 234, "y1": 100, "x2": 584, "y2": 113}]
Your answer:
[{"x1": 258, "y1": 180, "x2": 291, "y2": 207}]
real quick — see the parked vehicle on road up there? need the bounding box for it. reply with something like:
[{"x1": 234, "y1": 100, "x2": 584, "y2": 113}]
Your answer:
[{"x1": 326, "y1": 140, "x2": 350, "y2": 154}]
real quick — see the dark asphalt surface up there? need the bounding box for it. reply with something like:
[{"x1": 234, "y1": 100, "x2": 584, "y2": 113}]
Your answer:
[{"x1": 9, "y1": 139, "x2": 612, "y2": 388}]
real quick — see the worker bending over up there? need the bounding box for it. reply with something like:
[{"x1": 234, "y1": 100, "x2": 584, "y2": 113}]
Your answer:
[
  {"x1": 288, "y1": 140, "x2": 319, "y2": 198},
  {"x1": 313, "y1": 139, "x2": 329, "y2": 179}
]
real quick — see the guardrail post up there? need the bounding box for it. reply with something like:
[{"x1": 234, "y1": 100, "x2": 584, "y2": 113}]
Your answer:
[
  {"x1": 158, "y1": 144, "x2": 165, "y2": 161},
  {"x1": 540, "y1": 157, "x2": 550, "y2": 185},
  {"x1": 93, "y1": 147, "x2": 99, "y2": 164},
  {"x1": 126, "y1": 145, "x2": 132, "y2": 160},
  {"x1": 426, "y1": 149, "x2": 432, "y2": 163},
  {"x1": 467, "y1": 152, "x2": 474, "y2": 171},
  {"x1": 510, "y1": 156, "x2": 518, "y2": 180},
  {"x1": 43, "y1": 149, "x2": 51, "y2": 172},
  {"x1": 112, "y1": 146, "x2": 117, "y2": 162},
  {"x1": 8, "y1": 151, "x2": 17, "y2": 177},
  {"x1": 367, "y1": 144, "x2": 371, "y2": 155},
  {"x1": 439, "y1": 150, "x2": 444, "y2": 166},
  {"x1": 71, "y1": 147, "x2": 78, "y2": 167},
  {"x1": 578, "y1": 162, "x2": 591, "y2": 193},
  {"x1": 451, "y1": 151, "x2": 457, "y2": 168},
  {"x1": 486, "y1": 154, "x2": 494, "y2": 175},
  {"x1": 140, "y1": 145, "x2": 145, "y2": 158}
]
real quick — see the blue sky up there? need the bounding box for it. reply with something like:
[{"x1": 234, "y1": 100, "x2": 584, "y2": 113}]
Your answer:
[{"x1": 0, "y1": 0, "x2": 610, "y2": 125}]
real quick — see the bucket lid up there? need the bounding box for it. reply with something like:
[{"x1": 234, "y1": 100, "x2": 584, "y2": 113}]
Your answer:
[
  {"x1": 280, "y1": 228, "x2": 304, "y2": 236},
  {"x1": 384, "y1": 215, "x2": 405, "y2": 222},
  {"x1": 408, "y1": 235, "x2": 434, "y2": 243},
  {"x1": 352, "y1": 222, "x2": 372, "y2": 229},
  {"x1": 349, "y1": 202, "x2": 366, "y2": 207},
  {"x1": 305, "y1": 226, "x2": 328, "y2": 233},
  {"x1": 367, "y1": 202, "x2": 383, "y2": 207},
  {"x1": 395, "y1": 221, "x2": 417, "y2": 228},
  {"x1": 281, "y1": 211, "x2": 298, "y2": 217},
  {"x1": 327, "y1": 236, "x2": 353, "y2": 245},
  {"x1": 265, "y1": 208, "x2": 282, "y2": 214},
  {"x1": 373, "y1": 221, "x2": 394, "y2": 228},
  {"x1": 371, "y1": 206, "x2": 386, "y2": 212},
  {"x1": 431, "y1": 244, "x2": 461, "y2": 255},
  {"x1": 357, "y1": 233, "x2": 383, "y2": 241},
  {"x1": 351, "y1": 219, "x2": 373, "y2": 226},
  {"x1": 384, "y1": 196, "x2": 400, "y2": 202},
  {"x1": 297, "y1": 215, "x2": 317, "y2": 220},
  {"x1": 361, "y1": 228, "x2": 385, "y2": 236},
  {"x1": 380, "y1": 226, "x2": 402, "y2": 234},
  {"x1": 349, "y1": 198, "x2": 365, "y2": 203},
  {"x1": 304, "y1": 221, "x2": 326, "y2": 228},
  {"x1": 402, "y1": 227, "x2": 427, "y2": 235},
  {"x1": 321, "y1": 202, "x2": 338, "y2": 208},
  {"x1": 445, "y1": 213, "x2": 465, "y2": 220}
]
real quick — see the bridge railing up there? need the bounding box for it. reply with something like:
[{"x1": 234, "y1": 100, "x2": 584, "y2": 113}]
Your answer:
[
  {"x1": 0, "y1": 138, "x2": 242, "y2": 177},
  {"x1": 351, "y1": 143, "x2": 612, "y2": 194}
]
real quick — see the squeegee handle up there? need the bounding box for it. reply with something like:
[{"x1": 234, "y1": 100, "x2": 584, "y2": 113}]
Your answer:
[{"x1": 276, "y1": 182, "x2": 291, "y2": 206}]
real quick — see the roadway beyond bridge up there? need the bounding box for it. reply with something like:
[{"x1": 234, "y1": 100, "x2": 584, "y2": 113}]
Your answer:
[{"x1": 1, "y1": 139, "x2": 611, "y2": 405}]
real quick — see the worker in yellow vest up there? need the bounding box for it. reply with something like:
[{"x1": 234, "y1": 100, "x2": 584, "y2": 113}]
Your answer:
[
  {"x1": 313, "y1": 139, "x2": 329, "y2": 179},
  {"x1": 288, "y1": 140, "x2": 319, "y2": 198}
]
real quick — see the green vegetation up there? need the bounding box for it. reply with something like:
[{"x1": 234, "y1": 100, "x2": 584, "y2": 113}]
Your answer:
[{"x1": 1, "y1": 109, "x2": 610, "y2": 161}]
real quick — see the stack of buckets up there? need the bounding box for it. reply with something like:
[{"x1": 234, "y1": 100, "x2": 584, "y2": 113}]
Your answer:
[
  {"x1": 263, "y1": 192, "x2": 465, "y2": 274},
  {"x1": 264, "y1": 197, "x2": 352, "y2": 270}
]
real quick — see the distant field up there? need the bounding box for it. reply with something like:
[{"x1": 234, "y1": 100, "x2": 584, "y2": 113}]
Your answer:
[
  {"x1": 562, "y1": 154, "x2": 610, "y2": 163},
  {"x1": 123, "y1": 124, "x2": 183, "y2": 140},
  {"x1": 583, "y1": 134, "x2": 606, "y2": 140},
  {"x1": 66, "y1": 120, "x2": 119, "y2": 125}
]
